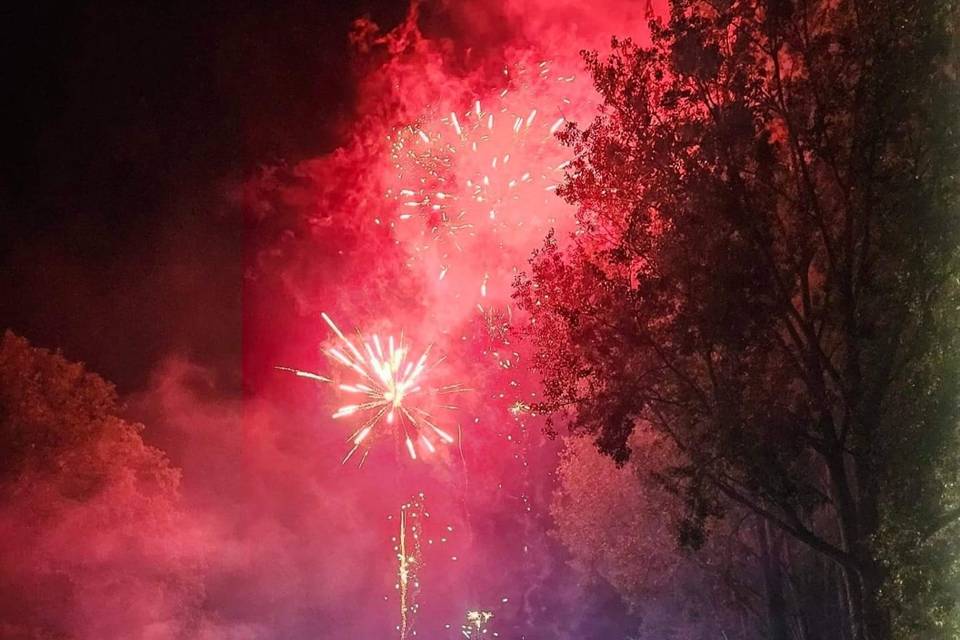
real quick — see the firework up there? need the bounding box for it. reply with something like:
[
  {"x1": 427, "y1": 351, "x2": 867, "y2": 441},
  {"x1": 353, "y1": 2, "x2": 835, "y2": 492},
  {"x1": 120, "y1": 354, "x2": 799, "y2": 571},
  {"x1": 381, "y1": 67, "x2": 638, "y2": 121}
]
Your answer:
[
  {"x1": 394, "y1": 495, "x2": 426, "y2": 640},
  {"x1": 278, "y1": 313, "x2": 466, "y2": 464},
  {"x1": 477, "y1": 303, "x2": 512, "y2": 345},
  {"x1": 385, "y1": 61, "x2": 578, "y2": 292},
  {"x1": 461, "y1": 609, "x2": 494, "y2": 639},
  {"x1": 508, "y1": 400, "x2": 531, "y2": 417}
]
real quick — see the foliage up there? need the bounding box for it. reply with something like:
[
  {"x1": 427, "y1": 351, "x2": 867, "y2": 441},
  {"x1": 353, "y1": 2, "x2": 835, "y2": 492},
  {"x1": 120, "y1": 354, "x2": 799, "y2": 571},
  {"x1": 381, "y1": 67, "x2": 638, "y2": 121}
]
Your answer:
[
  {"x1": 516, "y1": 1, "x2": 960, "y2": 637},
  {"x1": 0, "y1": 331, "x2": 201, "y2": 639},
  {"x1": 552, "y1": 430, "x2": 761, "y2": 639}
]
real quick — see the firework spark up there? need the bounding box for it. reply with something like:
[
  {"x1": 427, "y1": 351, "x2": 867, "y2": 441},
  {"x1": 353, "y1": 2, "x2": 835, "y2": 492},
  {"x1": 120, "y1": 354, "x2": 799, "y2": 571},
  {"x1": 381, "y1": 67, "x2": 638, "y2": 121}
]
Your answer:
[
  {"x1": 278, "y1": 313, "x2": 466, "y2": 464},
  {"x1": 508, "y1": 400, "x2": 531, "y2": 417},
  {"x1": 385, "y1": 61, "x2": 577, "y2": 291},
  {"x1": 394, "y1": 495, "x2": 425, "y2": 640},
  {"x1": 462, "y1": 609, "x2": 494, "y2": 639},
  {"x1": 398, "y1": 509, "x2": 411, "y2": 638}
]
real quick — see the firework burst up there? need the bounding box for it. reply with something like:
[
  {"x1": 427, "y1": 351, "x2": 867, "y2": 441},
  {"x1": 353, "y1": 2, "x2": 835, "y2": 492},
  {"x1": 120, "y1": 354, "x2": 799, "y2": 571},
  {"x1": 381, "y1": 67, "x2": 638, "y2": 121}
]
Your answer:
[
  {"x1": 278, "y1": 313, "x2": 466, "y2": 464},
  {"x1": 384, "y1": 61, "x2": 577, "y2": 291}
]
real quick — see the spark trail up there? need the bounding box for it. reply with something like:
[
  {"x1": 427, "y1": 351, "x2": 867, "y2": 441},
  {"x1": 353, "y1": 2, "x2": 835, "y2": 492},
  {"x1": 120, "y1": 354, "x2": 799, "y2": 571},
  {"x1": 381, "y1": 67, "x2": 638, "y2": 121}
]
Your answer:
[{"x1": 394, "y1": 494, "x2": 426, "y2": 640}]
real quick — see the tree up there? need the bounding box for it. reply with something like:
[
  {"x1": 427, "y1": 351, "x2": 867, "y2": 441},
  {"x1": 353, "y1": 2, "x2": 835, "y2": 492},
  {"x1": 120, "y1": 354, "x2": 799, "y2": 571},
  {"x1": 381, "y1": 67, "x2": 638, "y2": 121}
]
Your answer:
[
  {"x1": 553, "y1": 431, "x2": 764, "y2": 639},
  {"x1": 554, "y1": 429, "x2": 859, "y2": 640},
  {"x1": 0, "y1": 331, "x2": 201, "y2": 639},
  {"x1": 515, "y1": 1, "x2": 960, "y2": 638}
]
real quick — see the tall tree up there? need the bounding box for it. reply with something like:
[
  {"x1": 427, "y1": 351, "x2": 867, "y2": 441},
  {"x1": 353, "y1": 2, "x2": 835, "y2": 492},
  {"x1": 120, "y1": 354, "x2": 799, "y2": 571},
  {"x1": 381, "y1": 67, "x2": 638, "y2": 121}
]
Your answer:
[
  {"x1": 516, "y1": 1, "x2": 960, "y2": 638},
  {"x1": 0, "y1": 332, "x2": 201, "y2": 639},
  {"x1": 553, "y1": 432, "x2": 768, "y2": 639}
]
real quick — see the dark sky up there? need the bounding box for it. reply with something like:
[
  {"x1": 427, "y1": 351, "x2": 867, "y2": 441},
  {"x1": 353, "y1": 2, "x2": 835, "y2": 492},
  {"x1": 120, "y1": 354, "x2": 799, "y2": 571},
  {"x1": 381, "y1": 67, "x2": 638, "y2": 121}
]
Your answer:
[{"x1": 0, "y1": 1, "x2": 408, "y2": 392}]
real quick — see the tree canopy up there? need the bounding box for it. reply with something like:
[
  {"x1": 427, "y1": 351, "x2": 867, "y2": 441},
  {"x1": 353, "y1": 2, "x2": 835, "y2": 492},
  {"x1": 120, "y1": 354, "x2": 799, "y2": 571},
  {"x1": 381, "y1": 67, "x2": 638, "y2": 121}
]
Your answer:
[
  {"x1": 517, "y1": 1, "x2": 960, "y2": 637},
  {"x1": 0, "y1": 331, "x2": 200, "y2": 639}
]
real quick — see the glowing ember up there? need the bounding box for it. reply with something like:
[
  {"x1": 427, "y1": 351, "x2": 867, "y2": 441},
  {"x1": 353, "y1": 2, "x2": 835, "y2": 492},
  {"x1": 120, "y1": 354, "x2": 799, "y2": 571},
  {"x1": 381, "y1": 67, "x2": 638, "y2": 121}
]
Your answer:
[
  {"x1": 508, "y1": 400, "x2": 530, "y2": 417},
  {"x1": 462, "y1": 609, "x2": 494, "y2": 638},
  {"x1": 278, "y1": 313, "x2": 466, "y2": 464}
]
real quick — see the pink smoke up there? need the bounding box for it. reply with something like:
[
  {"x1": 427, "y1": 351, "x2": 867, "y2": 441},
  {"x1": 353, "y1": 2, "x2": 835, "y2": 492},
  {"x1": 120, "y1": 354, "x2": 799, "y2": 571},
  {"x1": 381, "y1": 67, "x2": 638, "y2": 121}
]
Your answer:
[{"x1": 12, "y1": 2, "x2": 665, "y2": 638}]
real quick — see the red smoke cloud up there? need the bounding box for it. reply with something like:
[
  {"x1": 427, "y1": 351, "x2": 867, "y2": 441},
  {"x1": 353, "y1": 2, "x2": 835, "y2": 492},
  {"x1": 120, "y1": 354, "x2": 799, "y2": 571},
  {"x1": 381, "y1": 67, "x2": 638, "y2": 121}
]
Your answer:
[{"x1": 89, "y1": 1, "x2": 662, "y2": 638}]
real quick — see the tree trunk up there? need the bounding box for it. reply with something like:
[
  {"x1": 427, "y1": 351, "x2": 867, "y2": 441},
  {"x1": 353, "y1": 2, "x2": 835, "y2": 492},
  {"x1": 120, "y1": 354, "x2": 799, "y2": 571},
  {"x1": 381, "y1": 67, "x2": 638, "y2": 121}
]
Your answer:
[
  {"x1": 825, "y1": 450, "x2": 890, "y2": 640},
  {"x1": 856, "y1": 560, "x2": 892, "y2": 640},
  {"x1": 840, "y1": 564, "x2": 868, "y2": 640},
  {"x1": 758, "y1": 519, "x2": 791, "y2": 640}
]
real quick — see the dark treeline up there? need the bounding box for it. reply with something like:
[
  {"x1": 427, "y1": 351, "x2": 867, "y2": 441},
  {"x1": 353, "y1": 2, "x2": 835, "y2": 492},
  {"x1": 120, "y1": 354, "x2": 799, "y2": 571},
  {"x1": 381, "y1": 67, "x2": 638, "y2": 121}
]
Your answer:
[{"x1": 519, "y1": 0, "x2": 960, "y2": 638}]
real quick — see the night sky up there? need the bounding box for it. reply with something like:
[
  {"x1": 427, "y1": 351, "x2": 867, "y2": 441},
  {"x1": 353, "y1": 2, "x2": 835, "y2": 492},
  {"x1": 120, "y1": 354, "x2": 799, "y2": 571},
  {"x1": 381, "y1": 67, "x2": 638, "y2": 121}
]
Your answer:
[{"x1": 2, "y1": 1, "x2": 408, "y2": 392}]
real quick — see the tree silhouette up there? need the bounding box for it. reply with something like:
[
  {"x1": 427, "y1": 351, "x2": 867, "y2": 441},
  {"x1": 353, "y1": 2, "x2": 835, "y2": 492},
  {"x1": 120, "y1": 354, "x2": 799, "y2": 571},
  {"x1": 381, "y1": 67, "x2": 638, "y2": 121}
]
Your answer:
[
  {"x1": 516, "y1": 1, "x2": 960, "y2": 637},
  {"x1": 0, "y1": 332, "x2": 200, "y2": 639}
]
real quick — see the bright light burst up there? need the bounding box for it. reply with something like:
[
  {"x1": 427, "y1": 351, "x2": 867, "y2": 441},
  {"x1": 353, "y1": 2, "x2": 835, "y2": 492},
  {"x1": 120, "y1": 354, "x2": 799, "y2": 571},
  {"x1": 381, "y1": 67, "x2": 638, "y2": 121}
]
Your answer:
[
  {"x1": 278, "y1": 313, "x2": 466, "y2": 464},
  {"x1": 384, "y1": 61, "x2": 577, "y2": 291},
  {"x1": 508, "y1": 400, "x2": 531, "y2": 417},
  {"x1": 462, "y1": 609, "x2": 494, "y2": 639}
]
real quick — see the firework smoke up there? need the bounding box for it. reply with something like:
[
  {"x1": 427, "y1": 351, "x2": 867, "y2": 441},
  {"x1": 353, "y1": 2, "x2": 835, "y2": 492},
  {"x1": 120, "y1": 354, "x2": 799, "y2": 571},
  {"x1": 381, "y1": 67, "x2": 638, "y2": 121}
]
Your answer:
[{"x1": 241, "y1": 2, "x2": 657, "y2": 636}]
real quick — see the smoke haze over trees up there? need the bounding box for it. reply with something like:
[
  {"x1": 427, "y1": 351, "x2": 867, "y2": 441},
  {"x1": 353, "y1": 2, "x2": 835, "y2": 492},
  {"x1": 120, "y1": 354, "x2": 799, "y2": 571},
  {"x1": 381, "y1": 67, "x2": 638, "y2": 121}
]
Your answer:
[{"x1": 1, "y1": 0, "x2": 958, "y2": 639}]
